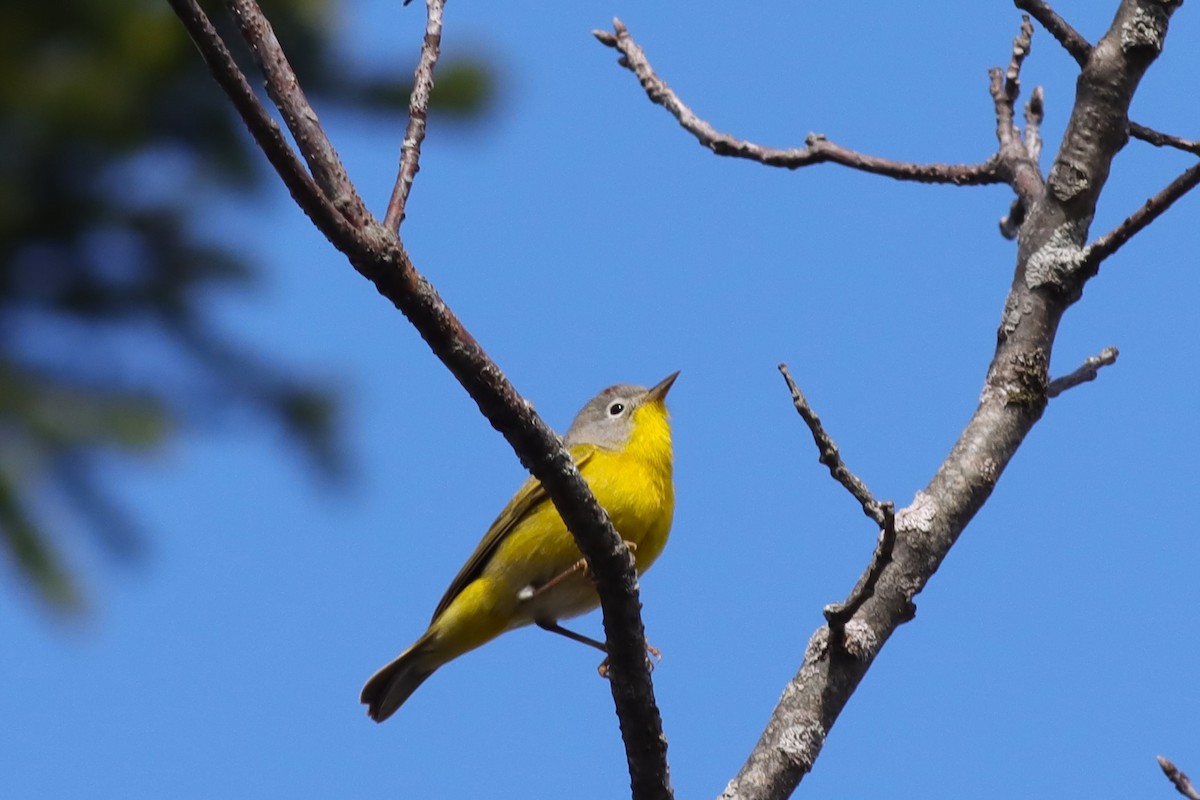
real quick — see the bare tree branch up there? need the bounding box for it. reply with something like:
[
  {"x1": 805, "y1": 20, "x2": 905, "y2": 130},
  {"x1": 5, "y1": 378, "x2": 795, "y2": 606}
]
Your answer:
[
  {"x1": 226, "y1": 0, "x2": 371, "y2": 228},
  {"x1": 592, "y1": 20, "x2": 1004, "y2": 186},
  {"x1": 1046, "y1": 346, "x2": 1119, "y2": 398},
  {"x1": 1129, "y1": 123, "x2": 1200, "y2": 156},
  {"x1": 777, "y1": 364, "x2": 901, "y2": 649},
  {"x1": 1159, "y1": 757, "x2": 1200, "y2": 800},
  {"x1": 1015, "y1": 0, "x2": 1091, "y2": 65},
  {"x1": 822, "y1": 505, "x2": 905, "y2": 651},
  {"x1": 1005, "y1": 16, "x2": 1036, "y2": 103},
  {"x1": 1016, "y1": 0, "x2": 1199, "y2": 157},
  {"x1": 383, "y1": 0, "x2": 445, "y2": 230},
  {"x1": 166, "y1": 0, "x2": 355, "y2": 241},
  {"x1": 167, "y1": 5, "x2": 673, "y2": 797},
  {"x1": 716, "y1": 4, "x2": 1183, "y2": 798},
  {"x1": 1083, "y1": 160, "x2": 1200, "y2": 272},
  {"x1": 989, "y1": 17, "x2": 1046, "y2": 217},
  {"x1": 777, "y1": 364, "x2": 887, "y2": 528},
  {"x1": 1000, "y1": 86, "x2": 1046, "y2": 239}
]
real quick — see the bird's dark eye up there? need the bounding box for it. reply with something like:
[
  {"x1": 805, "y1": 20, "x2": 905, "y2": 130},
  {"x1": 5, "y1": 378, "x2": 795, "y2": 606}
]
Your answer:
[{"x1": 608, "y1": 402, "x2": 625, "y2": 416}]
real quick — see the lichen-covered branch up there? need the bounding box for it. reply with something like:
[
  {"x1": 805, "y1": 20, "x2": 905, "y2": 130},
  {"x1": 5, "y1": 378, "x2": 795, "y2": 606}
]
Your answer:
[
  {"x1": 716, "y1": 4, "x2": 1183, "y2": 799},
  {"x1": 1016, "y1": 0, "x2": 1199, "y2": 157}
]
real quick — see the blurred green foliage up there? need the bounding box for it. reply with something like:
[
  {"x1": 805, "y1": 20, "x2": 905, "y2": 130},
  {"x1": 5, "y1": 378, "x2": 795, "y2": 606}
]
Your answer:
[{"x1": 0, "y1": 0, "x2": 493, "y2": 609}]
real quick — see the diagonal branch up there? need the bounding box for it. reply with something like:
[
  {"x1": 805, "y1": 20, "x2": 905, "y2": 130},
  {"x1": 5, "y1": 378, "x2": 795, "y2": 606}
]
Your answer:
[
  {"x1": 168, "y1": 4, "x2": 672, "y2": 797},
  {"x1": 383, "y1": 0, "x2": 445, "y2": 230},
  {"x1": 777, "y1": 364, "x2": 887, "y2": 528},
  {"x1": 721, "y1": 4, "x2": 1182, "y2": 799},
  {"x1": 1129, "y1": 123, "x2": 1200, "y2": 157},
  {"x1": 777, "y1": 366, "x2": 901, "y2": 652},
  {"x1": 166, "y1": 0, "x2": 354, "y2": 241},
  {"x1": 1046, "y1": 346, "x2": 1119, "y2": 397},
  {"x1": 226, "y1": 0, "x2": 371, "y2": 228},
  {"x1": 593, "y1": 20, "x2": 1004, "y2": 186},
  {"x1": 822, "y1": 504, "x2": 903, "y2": 650},
  {"x1": 1159, "y1": 757, "x2": 1200, "y2": 800},
  {"x1": 1015, "y1": 0, "x2": 1091, "y2": 65},
  {"x1": 1082, "y1": 160, "x2": 1200, "y2": 272}
]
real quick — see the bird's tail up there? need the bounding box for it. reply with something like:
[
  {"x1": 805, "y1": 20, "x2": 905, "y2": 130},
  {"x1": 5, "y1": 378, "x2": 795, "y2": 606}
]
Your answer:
[{"x1": 360, "y1": 632, "x2": 439, "y2": 723}]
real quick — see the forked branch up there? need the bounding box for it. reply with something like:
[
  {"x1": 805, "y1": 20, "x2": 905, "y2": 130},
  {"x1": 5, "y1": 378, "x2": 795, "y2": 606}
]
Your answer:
[
  {"x1": 227, "y1": 0, "x2": 371, "y2": 227},
  {"x1": 166, "y1": 2, "x2": 672, "y2": 797}
]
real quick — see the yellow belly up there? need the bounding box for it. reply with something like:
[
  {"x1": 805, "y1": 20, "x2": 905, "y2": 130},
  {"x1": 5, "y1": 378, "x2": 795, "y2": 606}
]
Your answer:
[
  {"x1": 428, "y1": 401, "x2": 675, "y2": 661},
  {"x1": 487, "y1": 447, "x2": 674, "y2": 628}
]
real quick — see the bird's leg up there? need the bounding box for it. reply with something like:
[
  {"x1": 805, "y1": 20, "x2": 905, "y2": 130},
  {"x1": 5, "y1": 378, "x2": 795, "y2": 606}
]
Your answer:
[
  {"x1": 517, "y1": 541, "x2": 640, "y2": 603},
  {"x1": 535, "y1": 621, "x2": 661, "y2": 673},
  {"x1": 524, "y1": 541, "x2": 659, "y2": 674},
  {"x1": 597, "y1": 641, "x2": 661, "y2": 678},
  {"x1": 536, "y1": 620, "x2": 608, "y2": 653},
  {"x1": 517, "y1": 557, "x2": 589, "y2": 603}
]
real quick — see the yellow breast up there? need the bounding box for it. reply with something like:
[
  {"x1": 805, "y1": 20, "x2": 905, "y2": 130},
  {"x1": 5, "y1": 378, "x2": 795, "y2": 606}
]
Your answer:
[{"x1": 584, "y1": 399, "x2": 675, "y2": 571}]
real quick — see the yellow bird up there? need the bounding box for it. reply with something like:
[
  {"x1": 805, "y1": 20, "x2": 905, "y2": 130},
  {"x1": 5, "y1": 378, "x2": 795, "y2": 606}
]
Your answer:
[{"x1": 361, "y1": 372, "x2": 679, "y2": 722}]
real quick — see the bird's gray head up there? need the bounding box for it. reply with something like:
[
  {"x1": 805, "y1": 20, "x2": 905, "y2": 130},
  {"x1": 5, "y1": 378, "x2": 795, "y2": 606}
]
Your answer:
[{"x1": 564, "y1": 371, "x2": 679, "y2": 450}]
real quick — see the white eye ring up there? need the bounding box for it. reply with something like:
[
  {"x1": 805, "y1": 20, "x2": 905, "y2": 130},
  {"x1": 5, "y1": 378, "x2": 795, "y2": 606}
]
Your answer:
[{"x1": 608, "y1": 402, "x2": 625, "y2": 416}]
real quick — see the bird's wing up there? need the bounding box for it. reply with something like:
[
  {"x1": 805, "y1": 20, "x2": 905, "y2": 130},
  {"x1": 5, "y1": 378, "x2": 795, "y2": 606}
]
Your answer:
[{"x1": 429, "y1": 444, "x2": 597, "y2": 622}]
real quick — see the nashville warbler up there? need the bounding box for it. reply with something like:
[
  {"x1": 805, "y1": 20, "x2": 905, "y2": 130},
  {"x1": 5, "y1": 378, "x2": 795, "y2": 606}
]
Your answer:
[{"x1": 361, "y1": 372, "x2": 679, "y2": 722}]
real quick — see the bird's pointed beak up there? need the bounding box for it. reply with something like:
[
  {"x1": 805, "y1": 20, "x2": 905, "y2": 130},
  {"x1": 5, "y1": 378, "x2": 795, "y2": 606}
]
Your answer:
[{"x1": 645, "y1": 370, "x2": 680, "y2": 404}]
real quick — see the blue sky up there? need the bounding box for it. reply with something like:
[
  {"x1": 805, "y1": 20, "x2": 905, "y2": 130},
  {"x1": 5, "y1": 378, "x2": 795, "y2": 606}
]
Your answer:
[{"x1": 4, "y1": 1, "x2": 1199, "y2": 798}]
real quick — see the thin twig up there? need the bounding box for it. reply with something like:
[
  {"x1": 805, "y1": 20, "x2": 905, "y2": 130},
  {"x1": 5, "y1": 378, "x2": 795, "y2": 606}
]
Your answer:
[
  {"x1": 824, "y1": 504, "x2": 902, "y2": 652},
  {"x1": 1005, "y1": 16, "x2": 1035, "y2": 103},
  {"x1": 1159, "y1": 757, "x2": 1200, "y2": 800},
  {"x1": 1129, "y1": 123, "x2": 1200, "y2": 156},
  {"x1": 989, "y1": 67, "x2": 1018, "y2": 150},
  {"x1": 225, "y1": 0, "x2": 370, "y2": 228},
  {"x1": 1014, "y1": 0, "x2": 1090, "y2": 66},
  {"x1": 1083, "y1": 160, "x2": 1200, "y2": 272},
  {"x1": 166, "y1": 0, "x2": 355, "y2": 242},
  {"x1": 989, "y1": 18, "x2": 1045, "y2": 231},
  {"x1": 1046, "y1": 346, "x2": 1119, "y2": 398},
  {"x1": 383, "y1": 0, "x2": 445, "y2": 231},
  {"x1": 1024, "y1": 86, "x2": 1045, "y2": 163},
  {"x1": 593, "y1": 21, "x2": 1003, "y2": 186},
  {"x1": 1008, "y1": 80, "x2": 1043, "y2": 241},
  {"x1": 778, "y1": 364, "x2": 887, "y2": 528}
]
